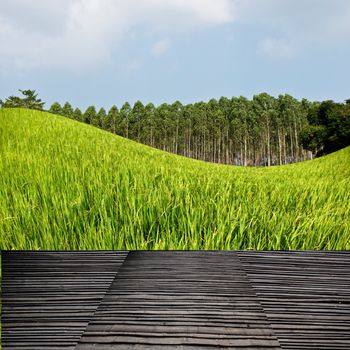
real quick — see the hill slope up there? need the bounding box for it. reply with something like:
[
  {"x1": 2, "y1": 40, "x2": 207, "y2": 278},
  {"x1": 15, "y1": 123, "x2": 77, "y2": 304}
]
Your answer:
[{"x1": 0, "y1": 108, "x2": 349, "y2": 249}]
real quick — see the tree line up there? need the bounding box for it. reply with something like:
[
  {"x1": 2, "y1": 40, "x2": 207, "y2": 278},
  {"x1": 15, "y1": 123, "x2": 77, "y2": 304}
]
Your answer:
[
  {"x1": 48, "y1": 94, "x2": 315, "y2": 166},
  {"x1": 1, "y1": 90, "x2": 349, "y2": 166}
]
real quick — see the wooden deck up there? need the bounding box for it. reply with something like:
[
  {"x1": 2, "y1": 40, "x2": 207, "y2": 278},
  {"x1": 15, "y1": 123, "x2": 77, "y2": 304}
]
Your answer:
[
  {"x1": 238, "y1": 251, "x2": 350, "y2": 349},
  {"x1": 2, "y1": 251, "x2": 350, "y2": 349},
  {"x1": 2, "y1": 251, "x2": 128, "y2": 350}
]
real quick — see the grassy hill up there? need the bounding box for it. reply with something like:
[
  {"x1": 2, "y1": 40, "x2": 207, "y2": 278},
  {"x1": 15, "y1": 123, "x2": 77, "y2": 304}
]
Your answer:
[{"x1": 1, "y1": 108, "x2": 349, "y2": 250}]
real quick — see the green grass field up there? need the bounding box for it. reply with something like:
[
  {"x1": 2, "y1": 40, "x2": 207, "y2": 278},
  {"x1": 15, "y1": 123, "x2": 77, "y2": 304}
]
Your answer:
[{"x1": 1, "y1": 108, "x2": 349, "y2": 250}]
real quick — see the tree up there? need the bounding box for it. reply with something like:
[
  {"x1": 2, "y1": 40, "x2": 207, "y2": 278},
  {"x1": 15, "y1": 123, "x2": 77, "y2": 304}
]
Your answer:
[
  {"x1": 73, "y1": 108, "x2": 83, "y2": 121},
  {"x1": 83, "y1": 106, "x2": 97, "y2": 125},
  {"x1": 62, "y1": 102, "x2": 74, "y2": 118},
  {"x1": 300, "y1": 125, "x2": 327, "y2": 155},
  {"x1": 253, "y1": 93, "x2": 277, "y2": 166},
  {"x1": 104, "y1": 105, "x2": 120, "y2": 134},
  {"x1": 131, "y1": 101, "x2": 145, "y2": 141},
  {"x1": 170, "y1": 101, "x2": 183, "y2": 155},
  {"x1": 0, "y1": 89, "x2": 45, "y2": 110},
  {"x1": 120, "y1": 102, "x2": 131, "y2": 138},
  {"x1": 301, "y1": 100, "x2": 350, "y2": 156},
  {"x1": 49, "y1": 102, "x2": 62, "y2": 115},
  {"x1": 154, "y1": 103, "x2": 170, "y2": 152},
  {"x1": 143, "y1": 103, "x2": 156, "y2": 146},
  {"x1": 230, "y1": 97, "x2": 251, "y2": 165},
  {"x1": 96, "y1": 107, "x2": 107, "y2": 128}
]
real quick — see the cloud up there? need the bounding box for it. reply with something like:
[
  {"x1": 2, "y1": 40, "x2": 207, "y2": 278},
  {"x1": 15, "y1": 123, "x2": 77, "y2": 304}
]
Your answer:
[
  {"x1": 152, "y1": 38, "x2": 171, "y2": 58},
  {"x1": 258, "y1": 37, "x2": 296, "y2": 59},
  {"x1": 0, "y1": 0, "x2": 235, "y2": 73},
  {"x1": 0, "y1": 0, "x2": 128, "y2": 72},
  {"x1": 236, "y1": 0, "x2": 350, "y2": 59},
  {"x1": 1, "y1": 0, "x2": 350, "y2": 71},
  {"x1": 161, "y1": 0, "x2": 234, "y2": 24}
]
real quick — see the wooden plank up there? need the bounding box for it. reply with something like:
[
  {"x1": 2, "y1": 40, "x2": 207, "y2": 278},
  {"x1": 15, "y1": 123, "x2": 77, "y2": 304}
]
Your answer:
[
  {"x1": 2, "y1": 251, "x2": 129, "y2": 349},
  {"x1": 76, "y1": 251, "x2": 281, "y2": 349},
  {"x1": 238, "y1": 251, "x2": 350, "y2": 349}
]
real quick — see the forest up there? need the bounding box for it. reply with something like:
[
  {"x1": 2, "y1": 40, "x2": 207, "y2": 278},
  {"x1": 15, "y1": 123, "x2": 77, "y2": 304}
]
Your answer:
[
  {"x1": 50, "y1": 94, "x2": 313, "y2": 166},
  {"x1": 1, "y1": 90, "x2": 349, "y2": 166}
]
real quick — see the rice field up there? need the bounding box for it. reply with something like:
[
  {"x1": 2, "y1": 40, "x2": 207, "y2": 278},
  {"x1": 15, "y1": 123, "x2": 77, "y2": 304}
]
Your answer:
[{"x1": 0, "y1": 108, "x2": 349, "y2": 250}]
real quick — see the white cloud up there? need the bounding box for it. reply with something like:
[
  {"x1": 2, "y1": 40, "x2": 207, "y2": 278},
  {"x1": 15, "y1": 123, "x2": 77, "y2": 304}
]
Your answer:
[
  {"x1": 258, "y1": 37, "x2": 295, "y2": 59},
  {"x1": 160, "y1": 0, "x2": 234, "y2": 24},
  {"x1": 237, "y1": 0, "x2": 350, "y2": 59},
  {"x1": 1, "y1": 0, "x2": 350, "y2": 71},
  {"x1": 0, "y1": 0, "x2": 235, "y2": 73},
  {"x1": 152, "y1": 38, "x2": 171, "y2": 57}
]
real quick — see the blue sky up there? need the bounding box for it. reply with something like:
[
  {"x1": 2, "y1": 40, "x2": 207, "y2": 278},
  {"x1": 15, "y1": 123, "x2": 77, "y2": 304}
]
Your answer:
[{"x1": 1, "y1": 0, "x2": 350, "y2": 110}]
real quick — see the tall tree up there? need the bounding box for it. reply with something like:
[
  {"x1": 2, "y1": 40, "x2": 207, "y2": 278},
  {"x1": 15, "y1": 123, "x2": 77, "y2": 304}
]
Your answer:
[
  {"x1": 62, "y1": 102, "x2": 74, "y2": 118},
  {"x1": 49, "y1": 102, "x2": 62, "y2": 115},
  {"x1": 120, "y1": 102, "x2": 131, "y2": 138},
  {"x1": 143, "y1": 103, "x2": 156, "y2": 146},
  {"x1": 73, "y1": 107, "x2": 83, "y2": 121},
  {"x1": 96, "y1": 107, "x2": 107, "y2": 128},
  {"x1": 83, "y1": 106, "x2": 97, "y2": 125},
  {"x1": 131, "y1": 101, "x2": 145, "y2": 142},
  {"x1": 253, "y1": 93, "x2": 277, "y2": 166},
  {"x1": 230, "y1": 97, "x2": 251, "y2": 166},
  {"x1": 170, "y1": 101, "x2": 183, "y2": 155},
  {"x1": 104, "y1": 105, "x2": 120, "y2": 134},
  {"x1": 0, "y1": 89, "x2": 45, "y2": 110}
]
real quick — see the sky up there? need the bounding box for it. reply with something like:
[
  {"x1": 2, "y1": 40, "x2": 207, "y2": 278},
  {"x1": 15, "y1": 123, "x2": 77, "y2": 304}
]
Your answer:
[{"x1": 1, "y1": 0, "x2": 350, "y2": 110}]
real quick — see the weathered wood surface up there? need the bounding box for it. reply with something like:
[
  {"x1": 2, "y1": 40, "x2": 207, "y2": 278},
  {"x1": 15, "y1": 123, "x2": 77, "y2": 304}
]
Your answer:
[
  {"x1": 2, "y1": 251, "x2": 350, "y2": 349},
  {"x1": 76, "y1": 251, "x2": 280, "y2": 349},
  {"x1": 237, "y1": 251, "x2": 350, "y2": 349},
  {"x1": 1, "y1": 251, "x2": 128, "y2": 350}
]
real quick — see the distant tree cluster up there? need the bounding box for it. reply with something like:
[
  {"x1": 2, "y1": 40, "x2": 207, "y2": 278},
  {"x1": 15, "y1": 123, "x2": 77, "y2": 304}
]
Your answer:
[
  {"x1": 2, "y1": 89, "x2": 349, "y2": 166},
  {"x1": 0, "y1": 89, "x2": 44, "y2": 110},
  {"x1": 49, "y1": 94, "x2": 316, "y2": 166},
  {"x1": 300, "y1": 100, "x2": 350, "y2": 157}
]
